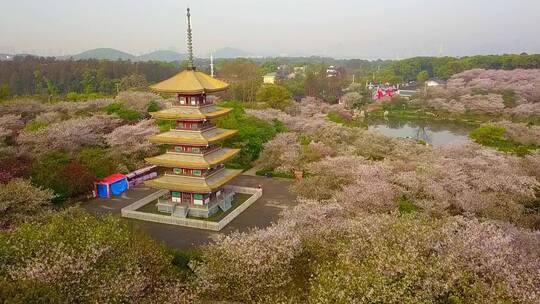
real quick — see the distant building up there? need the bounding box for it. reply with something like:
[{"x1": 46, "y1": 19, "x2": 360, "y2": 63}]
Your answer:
[
  {"x1": 293, "y1": 66, "x2": 306, "y2": 74},
  {"x1": 326, "y1": 66, "x2": 338, "y2": 77},
  {"x1": 263, "y1": 73, "x2": 277, "y2": 84}
]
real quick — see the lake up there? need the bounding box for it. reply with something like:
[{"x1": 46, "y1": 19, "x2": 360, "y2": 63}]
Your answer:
[{"x1": 367, "y1": 119, "x2": 476, "y2": 146}]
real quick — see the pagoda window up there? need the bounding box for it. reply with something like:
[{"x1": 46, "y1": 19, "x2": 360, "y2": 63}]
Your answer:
[
  {"x1": 190, "y1": 97, "x2": 197, "y2": 105},
  {"x1": 179, "y1": 97, "x2": 186, "y2": 105},
  {"x1": 192, "y1": 147, "x2": 201, "y2": 153},
  {"x1": 174, "y1": 146, "x2": 184, "y2": 152},
  {"x1": 193, "y1": 194, "x2": 204, "y2": 206},
  {"x1": 173, "y1": 168, "x2": 182, "y2": 175},
  {"x1": 171, "y1": 191, "x2": 181, "y2": 203},
  {"x1": 191, "y1": 123, "x2": 199, "y2": 129},
  {"x1": 193, "y1": 169, "x2": 202, "y2": 176}
]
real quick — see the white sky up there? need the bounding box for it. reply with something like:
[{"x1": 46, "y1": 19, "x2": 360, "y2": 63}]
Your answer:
[{"x1": 1, "y1": 0, "x2": 539, "y2": 59}]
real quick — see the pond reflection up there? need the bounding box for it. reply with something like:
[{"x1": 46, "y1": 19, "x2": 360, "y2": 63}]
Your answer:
[{"x1": 367, "y1": 118, "x2": 477, "y2": 146}]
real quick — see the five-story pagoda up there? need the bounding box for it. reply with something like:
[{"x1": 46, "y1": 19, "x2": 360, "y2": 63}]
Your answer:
[{"x1": 145, "y1": 8, "x2": 242, "y2": 218}]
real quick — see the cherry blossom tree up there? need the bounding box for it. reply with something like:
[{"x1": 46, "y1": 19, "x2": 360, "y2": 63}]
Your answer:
[
  {"x1": 105, "y1": 119, "x2": 159, "y2": 156},
  {"x1": 0, "y1": 179, "x2": 53, "y2": 228},
  {"x1": 17, "y1": 115, "x2": 122, "y2": 154}
]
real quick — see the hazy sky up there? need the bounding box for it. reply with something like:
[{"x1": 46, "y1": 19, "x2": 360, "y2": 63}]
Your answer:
[{"x1": 1, "y1": 0, "x2": 540, "y2": 59}]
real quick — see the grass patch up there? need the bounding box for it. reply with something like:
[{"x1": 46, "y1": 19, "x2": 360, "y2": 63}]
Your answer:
[
  {"x1": 256, "y1": 168, "x2": 295, "y2": 179},
  {"x1": 135, "y1": 199, "x2": 162, "y2": 214},
  {"x1": 469, "y1": 124, "x2": 538, "y2": 156},
  {"x1": 398, "y1": 198, "x2": 420, "y2": 214},
  {"x1": 327, "y1": 111, "x2": 366, "y2": 128},
  {"x1": 190, "y1": 193, "x2": 253, "y2": 222},
  {"x1": 327, "y1": 111, "x2": 348, "y2": 124},
  {"x1": 23, "y1": 121, "x2": 49, "y2": 132}
]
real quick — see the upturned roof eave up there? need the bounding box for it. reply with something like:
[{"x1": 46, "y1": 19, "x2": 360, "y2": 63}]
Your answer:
[
  {"x1": 149, "y1": 107, "x2": 232, "y2": 120},
  {"x1": 145, "y1": 149, "x2": 240, "y2": 169},
  {"x1": 147, "y1": 129, "x2": 238, "y2": 145},
  {"x1": 144, "y1": 169, "x2": 242, "y2": 193}
]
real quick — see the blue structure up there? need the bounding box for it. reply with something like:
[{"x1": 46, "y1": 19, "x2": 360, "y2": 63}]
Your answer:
[{"x1": 95, "y1": 173, "x2": 129, "y2": 198}]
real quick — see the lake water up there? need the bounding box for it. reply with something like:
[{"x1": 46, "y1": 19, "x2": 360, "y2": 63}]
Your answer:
[{"x1": 367, "y1": 119, "x2": 476, "y2": 146}]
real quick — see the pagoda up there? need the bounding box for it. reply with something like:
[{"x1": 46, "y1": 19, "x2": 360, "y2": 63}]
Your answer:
[{"x1": 144, "y1": 8, "x2": 242, "y2": 218}]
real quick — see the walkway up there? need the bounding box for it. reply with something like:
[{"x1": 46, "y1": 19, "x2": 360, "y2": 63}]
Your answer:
[{"x1": 83, "y1": 175, "x2": 296, "y2": 250}]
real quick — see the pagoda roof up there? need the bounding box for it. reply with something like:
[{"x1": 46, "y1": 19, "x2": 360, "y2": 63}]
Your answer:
[
  {"x1": 148, "y1": 127, "x2": 237, "y2": 145},
  {"x1": 145, "y1": 148, "x2": 240, "y2": 169},
  {"x1": 150, "y1": 105, "x2": 232, "y2": 120},
  {"x1": 149, "y1": 69, "x2": 229, "y2": 94},
  {"x1": 145, "y1": 168, "x2": 242, "y2": 193}
]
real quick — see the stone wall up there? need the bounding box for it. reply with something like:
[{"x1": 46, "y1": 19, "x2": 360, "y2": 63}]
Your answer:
[{"x1": 121, "y1": 186, "x2": 262, "y2": 231}]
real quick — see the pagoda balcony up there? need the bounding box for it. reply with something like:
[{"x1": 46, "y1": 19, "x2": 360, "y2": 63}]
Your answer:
[{"x1": 174, "y1": 123, "x2": 214, "y2": 131}]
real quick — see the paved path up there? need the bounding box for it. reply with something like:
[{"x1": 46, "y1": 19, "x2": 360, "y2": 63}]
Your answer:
[{"x1": 83, "y1": 175, "x2": 296, "y2": 250}]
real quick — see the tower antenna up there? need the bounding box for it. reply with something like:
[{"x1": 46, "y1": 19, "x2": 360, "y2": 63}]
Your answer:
[{"x1": 210, "y1": 52, "x2": 215, "y2": 77}]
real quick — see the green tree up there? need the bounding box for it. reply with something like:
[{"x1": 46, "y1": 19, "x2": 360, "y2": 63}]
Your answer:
[
  {"x1": 217, "y1": 101, "x2": 281, "y2": 169},
  {"x1": 416, "y1": 70, "x2": 430, "y2": 84},
  {"x1": 218, "y1": 59, "x2": 262, "y2": 102},
  {"x1": 256, "y1": 84, "x2": 292, "y2": 110}
]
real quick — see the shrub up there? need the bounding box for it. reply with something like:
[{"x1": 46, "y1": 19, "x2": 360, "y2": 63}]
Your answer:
[
  {"x1": 147, "y1": 100, "x2": 161, "y2": 113},
  {"x1": 382, "y1": 96, "x2": 409, "y2": 111},
  {"x1": 30, "y1": 152, "x2": 95, "y2": 202},
  {"x1": 501, "y1": 89, "x2": 517, "y2": 108},
  {"x1": 66, "y1": 92, "x2": 79, "y2": 102},
  {"x1": 255, "y1": 168, "x2": 295, "y2": 179}
]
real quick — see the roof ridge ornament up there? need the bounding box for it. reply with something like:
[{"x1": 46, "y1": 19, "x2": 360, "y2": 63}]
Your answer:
[{"x1": 186, "y1": 7, "x2": 195, "y2": 70}]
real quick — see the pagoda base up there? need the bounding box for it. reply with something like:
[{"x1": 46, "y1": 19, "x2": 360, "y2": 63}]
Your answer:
[{"x1": 156, "y1": 190, "x2": 235, "y2": 219}]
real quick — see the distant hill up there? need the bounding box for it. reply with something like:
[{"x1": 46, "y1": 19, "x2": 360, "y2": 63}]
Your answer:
[
  {"x1": 211, "y1": 47, "x2": 254, "y2": 58},
  {"x1": 72, "y1": 48, "x2": 136, "y2": 60},
  {"x1": 137, "y1": 50, "x2": 185, "y2": 62}
]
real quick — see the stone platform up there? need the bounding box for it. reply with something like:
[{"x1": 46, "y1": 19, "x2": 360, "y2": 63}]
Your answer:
[{"x1": 120, "y1": 185, "x2": 262, "y2": 231}]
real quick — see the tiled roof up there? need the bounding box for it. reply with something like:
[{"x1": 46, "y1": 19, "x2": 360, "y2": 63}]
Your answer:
[
  {"x1": 149, "y1": 69, "x2": 229, "y2": 94},
  {"x1": 150, "y1": 105, "x2": 232, "y2": 120},
  {"x1": 144, "y1": 168, "x2": 242, "y2": 193},
  {"x1": 145, "y1": 148, "x2": 240, "y2": 169},
  {"x1": 148, "y1": 128, "x2": 237, "y2": 145}
]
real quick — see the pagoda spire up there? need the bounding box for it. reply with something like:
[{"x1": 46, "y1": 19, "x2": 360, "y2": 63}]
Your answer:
[{"x1": 186, "y1": 7, "x2": 194, "y2": 69}]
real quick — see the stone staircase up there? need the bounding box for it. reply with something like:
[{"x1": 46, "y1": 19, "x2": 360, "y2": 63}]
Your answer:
[
  {"x1": 217, "y1": 192, "x2": 234, "y2": 212},
  {"x1": 172, "y1": 204, "x2": 188, "y2": 218}
]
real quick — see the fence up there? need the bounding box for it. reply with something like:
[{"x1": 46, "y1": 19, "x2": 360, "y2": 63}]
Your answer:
[{"x1": 121, "y1": 186, "x2": 262, "y2": 231}]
